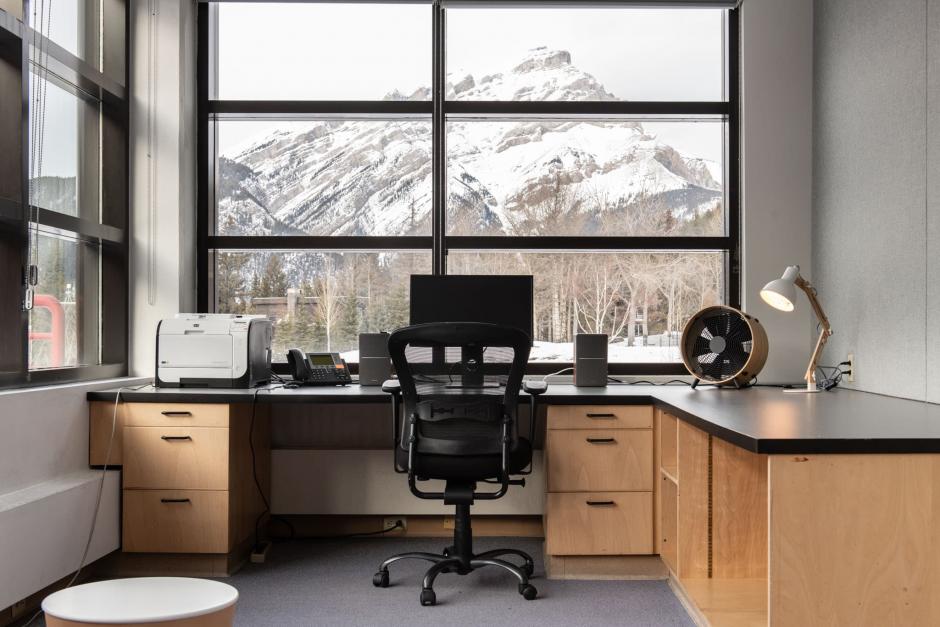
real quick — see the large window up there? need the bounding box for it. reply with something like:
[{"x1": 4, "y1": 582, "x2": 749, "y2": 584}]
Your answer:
[
  {"x1": 0, "y1": 0, "x2": 128, "y2": 387},
  {"x1": 201, "y1": 1, "x2": 739, "y2": 372}
]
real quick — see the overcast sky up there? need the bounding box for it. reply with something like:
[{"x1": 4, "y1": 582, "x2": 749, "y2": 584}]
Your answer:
[{"x1": 216, "y1": 4, "x2": 725, "y2": 166}]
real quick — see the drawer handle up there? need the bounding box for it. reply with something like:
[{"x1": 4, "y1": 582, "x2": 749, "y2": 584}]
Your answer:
[
  {"x1": 586, "y1": 413, "x2": 617, "y2": 419},
  {"x1": 161, "y1": 410, "x2": 193, "y2": 417},
  {"x1": 160, "y1": 498, "x2": 191, "y2": 504},
  {"x1": 586, "y1": 500, "x2": 616, "y2": 507},
  {"x1": 586, "y1": 437, "x2": 617, "y2": 444},
  {"x1": 160, "y1": 435, "x2": 192, "y2": 441}
]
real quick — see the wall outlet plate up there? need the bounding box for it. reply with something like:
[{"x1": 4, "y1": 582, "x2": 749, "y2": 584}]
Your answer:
[
  {"x1": 847, "y1": 353, "x2": 855, "y2": 383},
  {"x1": 384, "y1": 517, "x2": 406, "y2": 532}
]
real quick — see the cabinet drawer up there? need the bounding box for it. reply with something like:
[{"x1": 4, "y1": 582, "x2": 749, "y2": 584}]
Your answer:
[
  {"x1": 546, "y1": 491, "x2": 653, "y2": 555},
  {"x1": 123, "y1": 489, "x2": 229, "y2": 553},
  {"x1": 123, "y1": 403, "x2": 229, "y2": 428},
  {"x1": 123, "y1": 426, "x2": 229, "y2": 490},
  {"x1": 547, "y1": 405, "x2": 653, "y2": 430},
  {"x1": 547, "y1": 429, "x2": 653, "y2": 492}
]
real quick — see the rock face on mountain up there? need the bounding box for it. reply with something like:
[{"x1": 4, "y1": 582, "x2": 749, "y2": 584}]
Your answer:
[{"x1": 217, "y1": 48, "x2": 722, "y2": 239}]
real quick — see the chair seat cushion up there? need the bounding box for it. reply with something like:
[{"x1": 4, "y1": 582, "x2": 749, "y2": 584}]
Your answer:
[{"x1": 397, "y1": 437, "x2": 532, "y2": 481}]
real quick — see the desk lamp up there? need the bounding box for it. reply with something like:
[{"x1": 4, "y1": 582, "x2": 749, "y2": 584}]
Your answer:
[{"x1": 760, "y1": 265, "x2": 832, "y2": 393}]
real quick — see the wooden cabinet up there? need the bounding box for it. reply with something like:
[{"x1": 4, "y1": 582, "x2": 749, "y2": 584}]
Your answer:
[
  {"x1": 657, "y1": 408, "x2": 770, "y2": 627},
  {"x1": 546, "y1": 429, "x2": 653, "y2": 492},
  {"x1": 546, "y1": 492, "x2": 653, "y2": 555},
  {"x1": 544, "y1": 404, "x2": 655, "y2": 558},
  {"x1": 89, "y1": 401, "x2": 269, "y2": 563},
  {"x1": 123, "y1": 489, "x2": 230, "y2": 553}
]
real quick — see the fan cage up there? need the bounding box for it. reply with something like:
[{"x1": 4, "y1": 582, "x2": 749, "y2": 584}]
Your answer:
[{"x1": 680, "y1": 306, "x2": 768, "y2": 386}]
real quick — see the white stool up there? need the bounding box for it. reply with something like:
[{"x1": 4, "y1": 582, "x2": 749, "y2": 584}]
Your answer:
[{"x1": 42, "y1": 577, "x2": 238, "y2": 627}]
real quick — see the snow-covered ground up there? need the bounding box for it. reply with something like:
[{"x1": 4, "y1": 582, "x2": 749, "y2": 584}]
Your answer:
[{"x1": 339, "y1": 340, "x2": 680, "y2": 365}]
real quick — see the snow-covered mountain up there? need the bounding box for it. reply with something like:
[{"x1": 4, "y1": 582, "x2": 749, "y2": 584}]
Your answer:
[{"x1": 217, "y1": 47, "x2": 722, "y2": 239}]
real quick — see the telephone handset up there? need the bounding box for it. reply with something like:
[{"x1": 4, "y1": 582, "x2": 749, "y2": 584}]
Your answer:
[{"x1": 286, "y1": 349, "x2": 353, "y2": 386}]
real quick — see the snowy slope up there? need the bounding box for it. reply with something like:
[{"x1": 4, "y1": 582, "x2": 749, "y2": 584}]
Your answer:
[{"x1": 218, "y1": 48, "x2": 722, "y2": 238}]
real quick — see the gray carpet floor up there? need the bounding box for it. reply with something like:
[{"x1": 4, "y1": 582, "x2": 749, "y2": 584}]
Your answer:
[{"x1": 224, "y1": 537, "x2": 695, "y2": 626}]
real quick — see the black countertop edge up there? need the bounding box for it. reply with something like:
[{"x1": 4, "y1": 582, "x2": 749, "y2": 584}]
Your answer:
[{"x1": 85, "y1": 387, "x2": 940, "y2": 455}]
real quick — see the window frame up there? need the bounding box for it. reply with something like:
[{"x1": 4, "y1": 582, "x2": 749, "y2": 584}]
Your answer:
[
  {"x1": 197, "y1": 0, "x2": 740, "y2": 376},
  {"x1": 0, "y1": 1, "x2": 129, "y2": 389}
]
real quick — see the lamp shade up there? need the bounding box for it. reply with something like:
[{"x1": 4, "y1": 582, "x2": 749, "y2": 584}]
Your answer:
[{"x1": 760, "y1": 265, "x2": 801, "y2": 312}]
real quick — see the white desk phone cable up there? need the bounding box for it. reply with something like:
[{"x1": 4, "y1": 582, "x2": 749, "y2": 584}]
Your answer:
[{"x1": 23, "y1": 382, "x2": 153, "y2": 627}]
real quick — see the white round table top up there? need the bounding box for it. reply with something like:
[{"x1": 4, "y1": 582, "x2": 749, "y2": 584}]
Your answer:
[{"x1": 42, "y1": 577, "x2": 238, "y2": 624}]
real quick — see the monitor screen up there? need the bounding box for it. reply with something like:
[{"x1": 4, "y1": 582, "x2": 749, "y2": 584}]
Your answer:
[{"x1": 409, "y1": 275, "x2": 534, "y2": 342}]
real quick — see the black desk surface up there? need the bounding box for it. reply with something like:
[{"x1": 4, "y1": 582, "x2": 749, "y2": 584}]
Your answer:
[{"x1": 87, "y1": 383, "x2": 940, "y2": 455}]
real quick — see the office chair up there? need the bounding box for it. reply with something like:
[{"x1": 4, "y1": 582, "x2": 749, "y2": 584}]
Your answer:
[{"x1": 374, "y1": 322, "x2": 547, "y2": 606}]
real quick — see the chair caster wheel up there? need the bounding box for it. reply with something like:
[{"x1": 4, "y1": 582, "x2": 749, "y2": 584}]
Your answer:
[
  {"x1": 372, "y1": 571, "x2": 389, "y2": 588},
  {"x1": 519, "y1": 584, "x2": 537, "y2": 600},
  {"x1": 420, "y1": 588, "x2": 436, "y2": 606}
]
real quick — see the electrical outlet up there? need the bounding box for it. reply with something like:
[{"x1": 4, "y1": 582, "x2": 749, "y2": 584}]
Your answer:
[
  {"x1": 11, "y1": 600, "x2": 27, "y2": 618},
  {"x1": 384, "y1": 517, "x2": 406, "y2": 532},
  {"x1": 443, "y1": 516, "x2": 455, "y2": 530},
  {"x1": 846, "y1": 353, "x2": 855, "y2": 383}
]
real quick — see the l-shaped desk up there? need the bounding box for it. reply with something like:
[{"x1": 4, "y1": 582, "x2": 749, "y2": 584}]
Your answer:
[{"x1": 87, "y1": 383, "x2": 940, "y2": 627}]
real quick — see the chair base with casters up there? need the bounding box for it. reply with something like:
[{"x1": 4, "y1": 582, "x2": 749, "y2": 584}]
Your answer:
[
  {"x1": 372, "y1": 488, "x2": 537, "y2": 606},
  {"x1": 377, "y1": 322, "x2": 549, "y2": 606}
]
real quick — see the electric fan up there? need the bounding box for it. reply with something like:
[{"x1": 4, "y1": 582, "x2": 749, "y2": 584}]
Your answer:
[{"x1": 680, "y1": 306, "x2": 768, "y2": 388}]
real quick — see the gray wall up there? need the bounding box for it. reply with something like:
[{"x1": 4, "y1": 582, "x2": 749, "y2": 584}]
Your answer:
[
  {"x1": 741, "y1": 0, "x2": 815, "y2": 384},
  {"x1": 814, "y1": 0, "x2": 939, "y2": 401}
]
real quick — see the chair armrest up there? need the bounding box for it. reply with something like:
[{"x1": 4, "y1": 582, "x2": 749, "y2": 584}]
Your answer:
[{"x1": 382, "y1": 379, "x2": 400, "y2": 394}]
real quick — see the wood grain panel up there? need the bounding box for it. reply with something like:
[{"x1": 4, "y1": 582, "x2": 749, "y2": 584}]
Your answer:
[
  {"x1": 123, "y1": 403, "x2": 229, "y2": 428},
  {"x1": 546, "y1": 429, "x2": 653, "y2": 492},
  {"x1": 229, "y1": 404, "x2": 269, "y2": 546},
  {"x1": 680, "y1": 578, "x2": 767, "y2": 627},
  {"x1": 547, "y1": 405, "x2": 653, "y2": 430},
  {"x1": 123, "y1": 490, "x2": 229, "y2": 554},
  {"x1": 677, "y1": 420, "x2": 709, "y2": 579},
  {"x1": 47, "y1": 605, "x2": 235, "y2": 627},
  {"x1": 660, "y1": 410, "x2": 678, "y2": 475},
  {"x1": 712, "y1": 436, "x2": 768, "y2": 579},
  {"x1": 545, "y1": 492, "x2": 653, "y2": 555},
  {"x1": 89, "y1": 401, "x2": 126, "y2": 465},
  {"x1": 660, "y1": 472, "x2": 678, "y2": 574},
  {"x1": 123, "y1": 427, "x2": 229, "y2": 490},
  {"x1": 769, "y1": 454, "x2": 940, "y2": 626}
]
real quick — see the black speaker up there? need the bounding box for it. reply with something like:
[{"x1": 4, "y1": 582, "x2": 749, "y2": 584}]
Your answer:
[
  {"x1": 574, "y1": 333, "x2": 608, "y2": 387},
  {"x1": 358, "y1": 332, "x2": 391, "y2": 386}
]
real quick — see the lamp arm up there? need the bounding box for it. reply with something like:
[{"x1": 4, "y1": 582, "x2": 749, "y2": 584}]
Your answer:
[
  {"x1": 795, "y1": 276, "x2": 831, "y2": 332},
  {"x1": 795, "y1": 275, "x2": 833, "y2": 388}
]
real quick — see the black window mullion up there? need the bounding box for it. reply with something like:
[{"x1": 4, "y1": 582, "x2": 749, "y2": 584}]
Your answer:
[{"x1": 431, "y1": 0, "x2": 445, "y2": 274}]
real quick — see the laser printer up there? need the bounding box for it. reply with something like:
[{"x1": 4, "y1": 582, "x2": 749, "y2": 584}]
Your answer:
[{"x1": 156, "y1": 314, "x2": 273, "y2": 388}]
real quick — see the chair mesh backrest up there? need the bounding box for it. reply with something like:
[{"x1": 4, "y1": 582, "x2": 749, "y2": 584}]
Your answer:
[{"x1": 388, "y1": 323, "x2": 531, "y2": 456}]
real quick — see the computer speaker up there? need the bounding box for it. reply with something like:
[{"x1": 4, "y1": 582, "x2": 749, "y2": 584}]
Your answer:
[
  {"x1": 358, "y1": 333, "x2": 391, "y2": 386},
  {"x1": 574, "y1": 333, "x2": 608, "y2": 387}
]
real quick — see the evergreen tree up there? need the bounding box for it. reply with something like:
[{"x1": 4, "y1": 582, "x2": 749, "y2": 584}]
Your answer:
[
  {"x1": 258, "y1": 255, "x2": 288, "y2": 297},
  {"x1": 215, "y1": 252, "x2": 249, "y2": 313},
  {"x1": 337, "y1": 295, "x2": 361, "y2": 351},
  {"x1": 292, "y1": 291, "x2": 314, "y2": 351}
]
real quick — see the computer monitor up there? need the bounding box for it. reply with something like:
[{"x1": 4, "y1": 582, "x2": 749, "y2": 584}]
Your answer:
[{"x1": 409, "y1": 275, "x2": 534, "y2": 342}]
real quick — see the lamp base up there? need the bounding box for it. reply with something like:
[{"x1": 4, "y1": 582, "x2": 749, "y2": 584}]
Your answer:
[{"x1": 783, "y1": 380, "x2": 820, "y2": 393}]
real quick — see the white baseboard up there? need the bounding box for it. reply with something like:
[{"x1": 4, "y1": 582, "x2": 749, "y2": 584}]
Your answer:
[{"x1": 0, "y1": 470, "x2": 120, "y2": 609}]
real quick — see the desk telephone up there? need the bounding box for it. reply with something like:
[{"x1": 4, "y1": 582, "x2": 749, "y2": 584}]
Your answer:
[{"x1": 286, "y1": 349, "x2": 353, "y2": 386}]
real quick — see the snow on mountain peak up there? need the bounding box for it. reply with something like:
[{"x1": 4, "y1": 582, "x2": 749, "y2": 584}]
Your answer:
[
  {"x1": 447, "y1": 48, "x2": 616, "y2": 102},
  {"x1": 512, "y1": 47, "x2": 572, "y2": 73},
  {"x1": 218, "y1": 50, "x2": 722, "y2": 242}
]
